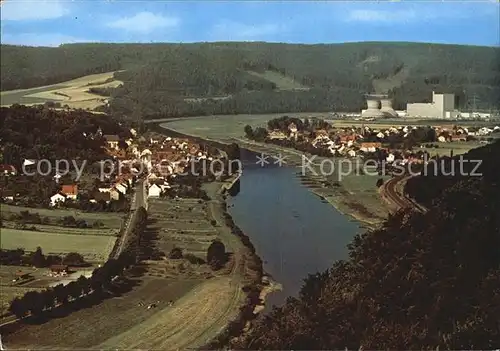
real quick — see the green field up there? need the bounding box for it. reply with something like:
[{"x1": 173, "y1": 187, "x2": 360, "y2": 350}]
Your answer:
[
  {"x1": 246, "y1": 70, "x2": 309, "y2": 91},
  {"x1": 2, "y1": 221, "x2": 118, "y2": 236},
  {"x1": 1, "y1": 204, "x2": 125, "y2": 229},
  {"x1": 157, "y1": 113, "x2": 327, "y2": 140},
  {"x1": 0, "y1": 228, "x2": 116, "y2": 262},
  {"x1": 423, "y1": 141, "x2": 485, "y2": 157},
  {"x1": 0, "y1": 84, "x2": 67, "y2": 105}
]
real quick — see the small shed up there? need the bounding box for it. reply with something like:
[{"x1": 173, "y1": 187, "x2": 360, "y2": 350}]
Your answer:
[
  {"x1": 50, "y1": 264, "x2": 69, "y2": 274},
  {"x1": 15, "y1": 271, "x2": 32, "y2": 280}
]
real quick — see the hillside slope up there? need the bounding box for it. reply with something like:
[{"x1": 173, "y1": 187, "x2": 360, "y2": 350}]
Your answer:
[{"x1": 1, "y1": 42, "x2": 499, "y2": 117}]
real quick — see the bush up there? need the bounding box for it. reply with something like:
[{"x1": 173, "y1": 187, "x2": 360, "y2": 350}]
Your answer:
[
  {"x1": 63, "y1": 252, "x2": 86, "y2": 266},
  {"x1": 184, "y1": 253, "x2": 205, "y2": 265},
  {"x1": 207, "y1": 240, "x2": 226, "y2": 270},
  {"x1": 169, "y1": 247, "x2": 183, "y2": 259},
  {"x1": 376, "y1": 178, "x2": 385, "y2": 187}
]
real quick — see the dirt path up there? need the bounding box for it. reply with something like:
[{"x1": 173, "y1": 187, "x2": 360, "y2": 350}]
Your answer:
[{"x1": 95, "y1": 276, "x2": 243, "y2": 350}]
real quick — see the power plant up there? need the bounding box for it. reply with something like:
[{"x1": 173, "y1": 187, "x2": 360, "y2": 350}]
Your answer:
[{"x1": 361, "y1": 94, "x2": 398, "y2": 118}]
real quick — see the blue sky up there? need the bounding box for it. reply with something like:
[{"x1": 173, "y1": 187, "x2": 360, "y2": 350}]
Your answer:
[{"x1": 1, "y1": 1, "x2": 499, "y2": 47}]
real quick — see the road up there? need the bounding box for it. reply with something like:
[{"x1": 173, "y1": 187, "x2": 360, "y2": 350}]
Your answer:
[
  {"x1": 381, "y1": 175, "x2": 427, "y2": 213},
  {"x1": 113, "y1": 179, "x2": 146, "y2": 259}
]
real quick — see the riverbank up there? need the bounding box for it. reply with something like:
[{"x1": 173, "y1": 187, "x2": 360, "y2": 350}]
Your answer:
[{"x1": 199, "y1": 168, "x2": 280, "y2": 348}]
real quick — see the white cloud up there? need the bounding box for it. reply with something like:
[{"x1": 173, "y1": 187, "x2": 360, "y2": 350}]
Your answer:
[
  {"x1": 106, "y1": 12, "x2": 180, "y2": 34},
  {"x1": 0, "y1": 0, "x2": 69, "y2": 21},
  {"x1": 211, "y1": 21, "x2": 286, "y2": 41},
  {"x1": 344, "y1": 3, "x2": 492, "y2": 24},
  {"x1": 345, "y1": 9, "x2": 421, "y2": 23},
  {"x1": 1, "y1": 33, "x2": 95, "y2": 47}
]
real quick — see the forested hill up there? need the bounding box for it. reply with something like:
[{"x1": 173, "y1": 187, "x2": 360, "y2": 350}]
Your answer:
[
  {"x1": 227, "y1": 140, "x2": 500, "y2": 350},
  {"x1": 2, "y1": 42, "x2": 499, "y2": 117}
]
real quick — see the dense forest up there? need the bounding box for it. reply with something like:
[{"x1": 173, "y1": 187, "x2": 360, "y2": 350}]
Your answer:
[
  {"x1": 228, "y1": 140, "x2": 500, "y2": 349},
  {"x1": 2, "y1": 42, "x2": 499, "y2": 117},
  {"x1": 0, "y1": 105, "x2": 130, "y2": 168}
]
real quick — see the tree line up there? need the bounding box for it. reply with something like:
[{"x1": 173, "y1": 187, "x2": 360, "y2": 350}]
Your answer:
[
  {"x1": 1, "y1": 248, "x2": 87, "y2": 268},
  {"x1": 8, "y1": 252, "x2": 134, "y2": 319}
]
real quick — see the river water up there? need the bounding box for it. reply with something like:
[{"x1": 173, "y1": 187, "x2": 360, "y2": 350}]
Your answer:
[{"x1": 227, "y1": 149, "x2": 361, "y2": 310}]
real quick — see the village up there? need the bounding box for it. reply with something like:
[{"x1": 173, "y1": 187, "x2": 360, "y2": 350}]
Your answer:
[
  {"x1": 257, "y1": 118, "x2": 500, "y2": 164},
  {"x1": 0, "y1": 127, "x2": 223, "y2": 207},
  {"x1": 0, "y1": 124, "x2": 234, "y2": 324}
]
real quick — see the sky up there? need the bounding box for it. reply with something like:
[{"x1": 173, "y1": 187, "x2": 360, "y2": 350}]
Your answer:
[{"x1": 1, "y1": 0, "x2": 499, "y2": 47}]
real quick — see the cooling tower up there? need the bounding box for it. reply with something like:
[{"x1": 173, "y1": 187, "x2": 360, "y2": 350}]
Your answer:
[
  {"x1": 361, "y1": 96, "x2": 385, "y2": 118},
  {"x1": 380, "y1": 98, "x2": 399, "y2": 118}
]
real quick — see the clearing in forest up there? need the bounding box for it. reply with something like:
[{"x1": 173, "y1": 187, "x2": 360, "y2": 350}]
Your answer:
[{"x1": 246, "y1": 70, "x2": 309, "y2": 91}]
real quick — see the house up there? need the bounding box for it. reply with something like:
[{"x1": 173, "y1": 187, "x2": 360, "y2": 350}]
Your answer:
[
  {"x1": 104, "y1": 135, "x2": 120, "y2": 150},
  {"x1": 50, "y1": 193, "x2": 66, "y2": 206},
  {"x1": 360, "y1": 142, "x2": 382, "y2": 153},
  {"x1": 348, "y1": 150, "x2": 357, "y2": 158},
  {"x1": 314, "y1": 129, "x2": 329, "y2": 137},
  {"x1": 99, "y1": 187, "x2": 120, "y2": 201},
  {"x1": 14, "y1": 271, "x2": 32, "y2": 281},
  {"x1": 50, "y1": 264, "x2": 68, "y2": 274},
  {"x1": 339, "y1": 134, "x2": 357, "y2": 143},
  {"x1": 148, "y1": 184, "x2": 162, "y2": 198},
  {"x1": 288, "y1": 122, "x2": 298, "y2": 140},
  {"x1": 91, "y1": 191, "x2": 111, "y2": 203},
  {"x1": 1, "y1": 190, "x2": 15, "y2": 202},
  {"x1": 140, "y1": 149, "x2": 152, "y2": 160},
  {"x1": 23, "y1": 159, "x2": 36, "y2": 167},
  {"x1": 0, "y1": 164, "x2": 17, "y2": 176},
  {"x1": 450, "y1": 135, "x2": 467, "y2": 142},
  {"x1": 109, "y1": 187, "x2": 120, "y2": 201},
  {"x1": 268, "y1": 130, "x2": 287, "y2": 140},
  {"x1": 114, "y1": 182, "x2": 128, "y2": 194},
  {"x1": 61, "y1": 185, "x2": 78, "y2": 200}
]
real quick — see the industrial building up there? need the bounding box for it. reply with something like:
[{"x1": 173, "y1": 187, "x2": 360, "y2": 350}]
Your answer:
[
  {"x1": 361, "y1": 94, "x2": 399, "y2": 118},
  {"x1": 406, "y1": 91, "x2": 460, "y2": 118}
]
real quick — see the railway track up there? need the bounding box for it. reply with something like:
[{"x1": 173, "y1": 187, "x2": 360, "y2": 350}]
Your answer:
[{"x1": 382, "y1": 175, "x2": 427, "y2": 213}]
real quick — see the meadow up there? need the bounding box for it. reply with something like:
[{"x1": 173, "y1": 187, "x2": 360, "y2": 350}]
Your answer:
[
  {"x1": 147, "y1": 198, "x2": 217, "y2": 259},
  {"x1": 1, "y1": 204, "x2": 125, "y2": 229},
  {"x1": 2, "y1": 221, "x2": 118, "y2": 236},
  {"x1": 0, "y1": 71, "x2": 122, "y2": 110},
  {"x1": 0, "y1": 228, "x2": 116, "y2": 262},
  {"x1": 246, "y1": 70, "x2": 309, "y2": 91}
]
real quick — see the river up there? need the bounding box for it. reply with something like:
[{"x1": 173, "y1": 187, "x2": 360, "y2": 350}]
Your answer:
[{"x1": 227, "y1": 149, "x2": 361, "y2": 310}]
